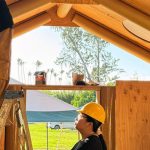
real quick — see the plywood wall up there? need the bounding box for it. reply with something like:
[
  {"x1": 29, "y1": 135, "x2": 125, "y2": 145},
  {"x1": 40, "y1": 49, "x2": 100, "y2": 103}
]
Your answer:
[{"x1": 116, "y1": 81, "x2": 150, "y2": 150}]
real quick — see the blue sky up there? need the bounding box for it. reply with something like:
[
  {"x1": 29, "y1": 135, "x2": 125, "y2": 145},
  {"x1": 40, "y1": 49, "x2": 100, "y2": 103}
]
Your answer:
[{"x1": 11, "y1": 26, "x2": 150, "y2": 84}]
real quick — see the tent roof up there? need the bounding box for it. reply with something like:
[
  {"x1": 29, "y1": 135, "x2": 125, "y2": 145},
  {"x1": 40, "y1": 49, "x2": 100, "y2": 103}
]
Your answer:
[
  {"x1": 27, "y1": 110, "x2": 77, "y2": 122},
  {"x1": 6, "y1": 0, "x2": 150, "y2": 63},
  {"x1": 26, "y1": 90, "x2": 77, "y2": 111},
  {"x1": 9, "y1": 78, "x2": 77, "y2": 112}
]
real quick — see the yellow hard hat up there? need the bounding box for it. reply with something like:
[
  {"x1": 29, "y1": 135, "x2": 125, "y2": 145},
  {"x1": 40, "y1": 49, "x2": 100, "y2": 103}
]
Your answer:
[{"x1": 77, "y1": 102, "x2": 106, "y2": 123}]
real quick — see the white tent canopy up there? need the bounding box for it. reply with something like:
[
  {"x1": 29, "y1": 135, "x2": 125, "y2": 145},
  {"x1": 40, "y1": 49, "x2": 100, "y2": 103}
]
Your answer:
[
  {"x1": 26, "y1": 90, "x2": 76, "y2": 111},
  {"x1": 9, "y1": 78, "x2": 77, "y2": 112}
]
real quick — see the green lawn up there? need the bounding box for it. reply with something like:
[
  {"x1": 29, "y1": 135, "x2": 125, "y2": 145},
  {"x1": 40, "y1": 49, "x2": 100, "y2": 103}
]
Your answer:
[{"x1": 29, "y1": 123, "x2": 79, "y2": 150}]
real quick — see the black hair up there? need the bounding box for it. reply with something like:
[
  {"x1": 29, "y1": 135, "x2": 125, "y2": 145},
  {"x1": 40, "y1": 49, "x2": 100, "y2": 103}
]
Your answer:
[
  {"x1": 83, "y1": 113, "x2": 107, "y2": 150},
  {"x1": 84, "y1": 114, "x2": 102, "y2": 132}
]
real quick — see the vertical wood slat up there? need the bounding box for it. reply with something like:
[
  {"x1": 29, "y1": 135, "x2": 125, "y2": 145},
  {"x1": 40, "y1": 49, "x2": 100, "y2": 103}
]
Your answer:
[
  {"x1": 0, "y1": 100, "x2": 13, "y2": 138},
  {"x1": 0, "y1": 128, "x2": 5, "y2": 150},
  {"x1": 5, "y1": 100, "x2": 18, "y2": 150},
  {"x1": 0, "y1": 99, "x2": 13, "y2": 150},
  {"x1": 116, "y1": 81, "x2": 150, "y2": 150},
  {"x1": 20, "y1": 97, "x2": 33, "y2": 149},
  {"x1": 100, "y1": 86, "x2": 116, "y2": 150}
]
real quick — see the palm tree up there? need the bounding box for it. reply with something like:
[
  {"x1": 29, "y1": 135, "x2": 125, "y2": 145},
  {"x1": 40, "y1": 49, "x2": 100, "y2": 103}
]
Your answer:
[
  {"x1": 17, "y1": 58, "x2": 21, "y2": 81},
  {"x1": 60, "y1": 70, "x2": 64, "y2": 80},
  {"x1": 28, "y1": 71, "x2": 32, "y2": 84},
  {"x1": 58, "y1": 77, "x2": 62, "y2": 85},
  {"x1": 35, "y1": 60, "x2": 42, "y2": 71},
  {"x1": 22, "y1": 61, "x2": 26, "y2": 83},
  {"x1": 49, "y1": 68, "x2": 54, "y2": 84},
  {"x1": 19, "y1": 60, "x2": 24, "y2": 83},
  {"x1": 53, "y1": 72, "x2": 58, "y2": 85}
]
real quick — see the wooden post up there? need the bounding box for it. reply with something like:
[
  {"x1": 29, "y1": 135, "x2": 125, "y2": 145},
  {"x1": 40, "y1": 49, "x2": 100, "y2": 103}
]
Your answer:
[
  {"x1": 96, "y1": 90, "x2": 101, "y2": 104},
  {"x1": 0, "y1": 128, "x2": 5, "y2": 150},
  {"x1": 5, "y1": 100, "x2": 18, "y2": 150},
  {"x1": 0, "y1": 100, "x2": 13, "y2": 138}
]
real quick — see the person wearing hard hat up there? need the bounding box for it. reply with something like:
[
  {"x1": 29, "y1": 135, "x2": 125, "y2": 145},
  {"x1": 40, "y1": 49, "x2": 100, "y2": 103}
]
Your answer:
[{"x1": 71, "y1": 102, "x2": 107, "y2": 150}]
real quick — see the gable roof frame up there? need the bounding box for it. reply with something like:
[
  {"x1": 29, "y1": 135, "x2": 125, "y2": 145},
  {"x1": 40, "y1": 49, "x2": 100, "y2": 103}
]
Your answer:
[{"x1": 7, "y1": 0, "x2": 150, "y2": 63}]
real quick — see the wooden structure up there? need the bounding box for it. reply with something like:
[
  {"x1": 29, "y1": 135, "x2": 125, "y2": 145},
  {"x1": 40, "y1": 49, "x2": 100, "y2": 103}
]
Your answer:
[
  {"x1": 6, "y1": 0, "x2": 150, "y2": 63},
  {"x1": 2, "y1": 82, "x2": 150, "y2": 150},
  {"x1": 0, "y1": 0, "x2": 150, "y2": 150}
]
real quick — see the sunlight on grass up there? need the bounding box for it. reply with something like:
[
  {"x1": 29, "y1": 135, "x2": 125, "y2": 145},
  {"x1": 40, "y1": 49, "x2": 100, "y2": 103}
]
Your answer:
[{"x1": 29, "y1": 123, "x2": 78, "y2": 150}]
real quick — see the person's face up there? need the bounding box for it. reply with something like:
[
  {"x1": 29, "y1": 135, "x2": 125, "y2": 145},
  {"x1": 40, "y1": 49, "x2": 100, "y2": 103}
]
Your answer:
[{"x1": 74, "y1": 113, "x2": 90, "y2": 131}]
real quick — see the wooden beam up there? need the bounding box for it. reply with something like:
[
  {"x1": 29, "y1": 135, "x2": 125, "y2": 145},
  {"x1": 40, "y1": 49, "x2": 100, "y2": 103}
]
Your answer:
[
  {"x1": 94, "y1": 0, "x2": 150, "y2": 31},
  {"x1": 13, "y1": 13, "x2": 51, "y2": 38},
  {"x1": 8, "y1": 84, "x2": 101, "y2": 91},
  {"x1": 6, "y1": 0, "x2": 19, "y2": 5},
  {"x1": 50, "y1": 0, "x2": 96, "y2": 4},
  {"x1": 73, "y1": 5, "x2": 150, "y2": 50},
  {"x1": 72, "y1": 14, "x2": 150, "y2": 63},
  {"x1": 57, "y1": 4, "x2": 72, "y2": 18},
  {"x1": 9, "y1": 0, "x2": 55, "y2": 24},
  {"x1": 46, "y1": 6, "x2": 77, "y2": 26},
  {"x1": 121, "y1": 0, "x2": 150, "y2": 16}
]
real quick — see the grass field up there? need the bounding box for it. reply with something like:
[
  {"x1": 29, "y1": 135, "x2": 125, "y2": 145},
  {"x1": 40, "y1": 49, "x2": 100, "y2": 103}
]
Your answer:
[{"x1": 29, "y1": 123, "x2": 79, "y2": 150}]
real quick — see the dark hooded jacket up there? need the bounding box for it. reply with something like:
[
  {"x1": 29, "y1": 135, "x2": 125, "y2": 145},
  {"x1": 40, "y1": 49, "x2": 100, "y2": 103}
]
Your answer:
[{"x1": 0, "y1": 0, "x2": 13, "y2": 32}]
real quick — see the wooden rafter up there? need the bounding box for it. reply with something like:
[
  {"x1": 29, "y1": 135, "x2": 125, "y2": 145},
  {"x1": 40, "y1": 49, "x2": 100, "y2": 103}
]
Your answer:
[
  {"x1": 57, "y1": 4, "x2": 72, "y2": 18},
  {"x1": 9, "y1": 0, "x2": 55, "y2": 24},
  {"x1": 72, "y1": 14, "x2": 150, "y2": 63},
  {"x1": 73, "y1": 5, "x2": 150, "y2": 51},
  {"x1": 94, "y1": 0, "x2": 150, "y2": 31},
  {"x1": 13, "y1": 13, "x2": 51, "y2": 38}
]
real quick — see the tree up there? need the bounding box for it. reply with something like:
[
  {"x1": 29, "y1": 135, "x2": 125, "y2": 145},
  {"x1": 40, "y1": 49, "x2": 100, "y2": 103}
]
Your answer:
[
  {"x1": 17, "y1": 58, "x2": 26, "y2": 83},
  {"x1": 71, "y1": 91, "x2": 96, "y2": 107},
  {"x1": 54, "y1": 27, "x2": 124, "y2": 84},
  {"x1": 28, "y1": 71, "x2": 32, "y2": 84},
  {"x1": 53, "y1": 72, "x2": 58, "y2": 84},
  {"x1": 49, "y1": 68, "x2": 54, "y2": 84},
  {"x1": 21, "y1": 60, "x2": 26, "y2": 83},
  {"x1": 17, "y1": 58, "x2": 21, "y2": 81},
  {"x1": 35, "y1": 60, "x2": 42, "y2": 71}
]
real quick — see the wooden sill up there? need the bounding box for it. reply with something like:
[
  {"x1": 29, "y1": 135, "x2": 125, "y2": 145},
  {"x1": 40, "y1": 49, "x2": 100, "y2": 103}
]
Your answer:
[{"x1": 8, "y1": 84, "x2": 101, "y2": 91}]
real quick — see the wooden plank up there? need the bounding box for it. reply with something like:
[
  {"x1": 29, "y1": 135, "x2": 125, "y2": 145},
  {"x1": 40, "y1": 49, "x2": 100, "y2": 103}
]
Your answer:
[
  {"x1": 6, "y1": 0, "x2": 19, "y2": 5},
  {"x1": 13, "y1": 12, "x2": 51, "y2": 38},
  {"x1": 72, "y1": 14, "x2": 150, "y2": 63},
  {"x1": 8, "y1": 84, "x2": 101, "y2": 91},
  {"x1": 49, "y1": 0, "x2": 96, "y2": 4},
  {"x1": 100, "y1": 86, "x2": 116, "y2": 150},
  {"x1": 0, "y1": 100, "x2": 13, "y2": 139},
  {"x1": 5, "y1": 100, "x2": 18, "y2": 150},
  {"x1": 121, "y1": 0, "x2": 150, "y2": 15},
  {"x1": 93, "y1": 0, "x2": 150, "y2": 31},
  {"x1": 116, "y1": 81, "x2": 150, "y2": 150},
  {"x1": 9, "y1": 0, "x2": 55, "y2": 24},
  {"x1": 19, "y1": 98, "x2": 33, "y2": 149},
  {"x1": 72, "y1": 5, "x2": 150, "y2": 50},
  {"x1": 0, "y1": 128, "x2": 5, "y2": 150}
]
